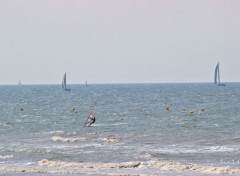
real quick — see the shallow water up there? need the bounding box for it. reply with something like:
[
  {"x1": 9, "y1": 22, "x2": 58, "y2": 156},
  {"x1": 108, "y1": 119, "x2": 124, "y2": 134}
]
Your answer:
[{"x1": 0, "y1": 83, "x2": 240, "y2": 175}]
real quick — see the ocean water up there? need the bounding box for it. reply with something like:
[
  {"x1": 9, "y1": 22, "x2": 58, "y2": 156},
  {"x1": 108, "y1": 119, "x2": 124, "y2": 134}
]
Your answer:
[{"x1": 0, "y1": 83, "x2": 240, "y2": 175}]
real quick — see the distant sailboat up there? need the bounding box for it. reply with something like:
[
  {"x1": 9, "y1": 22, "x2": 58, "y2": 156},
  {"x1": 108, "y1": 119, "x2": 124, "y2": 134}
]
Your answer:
[
  {"x1": 18, "y1": 80, "x2": 21, "y2": 85},
  {"x1": 62, "y1": 73, "x2": 71, "y2": 91},
  {"x1": 85, "y1": 80, "x2": 88, "y2": 87},
  {"x1": 214, "y1": 62, "x2": 226, "y2": 86}
]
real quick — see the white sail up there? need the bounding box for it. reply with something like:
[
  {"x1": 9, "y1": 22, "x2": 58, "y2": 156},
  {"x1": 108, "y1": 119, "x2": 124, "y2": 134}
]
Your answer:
[
  {"x1": 62, "y1": 73, "x2": 71, "y2": 91},
  {"x1": 214, "y1": 62, "x2": 226, "y2": 86},
  {"x1": 84, "y1": 112, "x2": 95, "y2": 127},
  {"x1": 214, "y1": 63, "x2": 219, "y2": 84},
  {"x1": 62, "y1": 73, "x2": 66, "y2": 89}
]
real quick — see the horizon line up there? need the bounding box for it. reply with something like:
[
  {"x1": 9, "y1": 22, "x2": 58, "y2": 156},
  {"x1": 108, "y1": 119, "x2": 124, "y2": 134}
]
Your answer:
[{"x1": 0, "y1": 81, "x2": 237, "y2": 86}]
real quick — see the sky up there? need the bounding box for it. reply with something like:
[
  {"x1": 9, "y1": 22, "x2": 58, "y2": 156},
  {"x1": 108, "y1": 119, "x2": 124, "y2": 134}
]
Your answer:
[{"x1": 0, "y1": 0, "x2": 240, "y2": 85}]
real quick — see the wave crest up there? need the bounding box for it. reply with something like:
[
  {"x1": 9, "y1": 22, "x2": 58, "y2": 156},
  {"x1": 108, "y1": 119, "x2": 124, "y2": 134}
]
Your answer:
[
  {"x1": 38, "y1": 159, "x2": 141, "y2": 168},
  {"x1": 102, "y1": 136, "x2": 122, "y2": 142},
  {"x1": 153, "y1": 160, "x2": 240, "y2": 174},
  {"x1": 0, "y1": 155, "x2": 14, "y2": 160},
  {"x1": 51, "y1": 136, "x2": 86, "y2": 142}
]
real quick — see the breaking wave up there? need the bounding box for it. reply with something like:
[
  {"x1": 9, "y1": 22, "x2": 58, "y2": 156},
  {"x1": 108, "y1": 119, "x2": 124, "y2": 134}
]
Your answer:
[
  {"x1": 38, "y1": 159, "x2": 141, "y2": 168},
  {"x1": 152, "y1": 144, "x2": 240, "y2": 154},
  {"x1": 51, "y1": 136, "x2": 86, "y2": 142},
  {"x1": 102, "y1": 136, "x2": 122, "y2": 142},
  {"x1": 153, "y1": 160, "x2": 240, "y2": 174},
  {"x1": 0, "y1": 159, "x2": 240, "y2": 175},
  {"x1": 0, "y1": 155, "x2": 14, "y2": 160}
]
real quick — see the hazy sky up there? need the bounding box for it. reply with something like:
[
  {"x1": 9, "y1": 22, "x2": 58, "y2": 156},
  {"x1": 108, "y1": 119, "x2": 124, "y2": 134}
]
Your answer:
[{"x1": 0, "y1": 0, "x2": 240, "y2": 84}]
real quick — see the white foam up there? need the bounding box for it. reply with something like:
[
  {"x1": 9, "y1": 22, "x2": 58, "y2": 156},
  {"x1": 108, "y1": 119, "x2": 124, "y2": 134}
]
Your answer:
[
  {"x1": 102, "y1": 136, "x2": 122, "y2": 142},
  {"x1": 92, "y1": 122, "x2": 129, "y2": 127},
  {"x1": 0, "y1": 155, "x2": 14, "y2": 160},
  {"x1": 153, "y1": 160, "x2": 240, "y2": 174},
  {"x1": 0, "y1": 159, "x2": 240, "y2": 175},
  {"x1": 137, "y1": 153, "x2": 152, "y2": 160},
  {"x1": 113, "y1": 122, "x2": 128, "y2": 126},
  {"x1": 38, "y1": 159, "x2": 142, "y2": 168},
  {"x1": 152, "y1": 144, "x2": 239, "y2": 154},
  {"x1": 36, "y1": 159, "x2": 240, "y2": 174},
  {"x1": 48, "y1": 130, "x2": 64, "y2": 134},
  {"x1": 51, "y1": 136, "x2": 86, "y2": 142}
]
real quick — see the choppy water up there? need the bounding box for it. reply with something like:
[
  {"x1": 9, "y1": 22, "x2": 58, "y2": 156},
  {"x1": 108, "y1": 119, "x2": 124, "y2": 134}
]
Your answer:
[{"x1": 0, "y1": 83, "x2": 240, "y2": 175}]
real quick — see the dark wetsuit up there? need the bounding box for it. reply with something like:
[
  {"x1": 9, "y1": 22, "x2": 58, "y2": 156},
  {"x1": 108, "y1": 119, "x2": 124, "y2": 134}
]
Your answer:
[{"x1": 89, "y1": 117, "x2": 95, "y2": 126}]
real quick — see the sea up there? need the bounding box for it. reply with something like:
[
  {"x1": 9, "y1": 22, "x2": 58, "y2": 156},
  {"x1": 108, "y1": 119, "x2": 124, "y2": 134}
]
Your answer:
[{"x1": 0, "y1": 83, "x2": 240, "y2": 176}]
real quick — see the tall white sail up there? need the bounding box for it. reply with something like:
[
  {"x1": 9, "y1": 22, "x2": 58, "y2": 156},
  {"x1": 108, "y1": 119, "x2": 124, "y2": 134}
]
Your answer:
[
  {"x1": 62, "y1": 73, "x2": 66, "y2": 89},
  {"x1": 214, "y1": 63, "x2": 219, "y2": 84},
  {"x1": 62, "y1": 73, "x2": 71, "y2": 91},
  {"x1": 214, "y1": 62, "x2": 226, "y2": 86}
]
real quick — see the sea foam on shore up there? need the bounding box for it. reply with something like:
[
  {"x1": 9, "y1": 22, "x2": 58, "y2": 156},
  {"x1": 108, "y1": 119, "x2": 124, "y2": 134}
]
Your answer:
[{"x1": 0, "y1": 159, "x2": 240, "y2": 175}]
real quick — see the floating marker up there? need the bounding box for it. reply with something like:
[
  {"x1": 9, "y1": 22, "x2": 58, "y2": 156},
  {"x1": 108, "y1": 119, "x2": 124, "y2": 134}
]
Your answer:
[{"x1": 189, "y1": 111, "x2": 194, "y2": 115}]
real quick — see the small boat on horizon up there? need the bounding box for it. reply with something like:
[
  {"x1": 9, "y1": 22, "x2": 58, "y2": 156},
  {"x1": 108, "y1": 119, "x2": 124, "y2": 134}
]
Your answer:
[
  {"x1": 62, "y1": 73, "x2": 71, "y2": 91},
  {"x1": 214, "y1": 62, "x2": 226, "y2": 86}
]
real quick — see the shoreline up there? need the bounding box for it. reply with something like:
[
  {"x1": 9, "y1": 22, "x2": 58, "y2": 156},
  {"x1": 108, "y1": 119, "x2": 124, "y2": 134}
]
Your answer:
[{"x1": 0, "y1": 159, "x2": 240, "y2": 175}]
